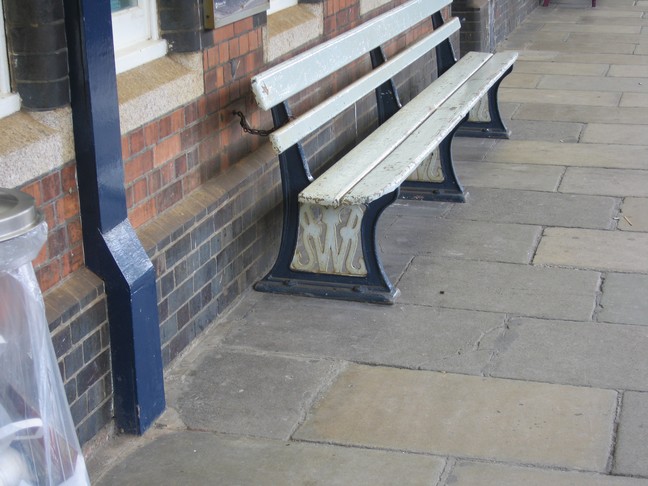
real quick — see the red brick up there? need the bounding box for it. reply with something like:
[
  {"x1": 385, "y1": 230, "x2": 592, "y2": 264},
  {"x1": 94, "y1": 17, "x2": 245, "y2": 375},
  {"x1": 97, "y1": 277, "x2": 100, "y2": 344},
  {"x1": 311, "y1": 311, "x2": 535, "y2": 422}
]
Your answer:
[
  {"x1": 129, "y1": 128, "x2": 146, "y2": 154},
  {"x1": 61, "y1": 164, "x2": 77, "y2": 193},
  {"x1": 153, "y1": 134, "x2": 182, "y2": 167},
  {"x1": 144, "y1": 123, "x2": 158, "y2": 146},
  {"x1": 67, "y1": 219, "x2": 83, "y2": 246},
  {"x1": 61, "y1": 248, "x2": 84, "y2": 278},
  {"x1": 131, "y1": 178, "x2": 149, "y2": 205},
  {"x1": 234, "y1": 17, "x2": 253, "y2": 36},
  {"x1": 129, "y1": 199, "x2": 156, "y2": 229},
  {"x1": 124, "y1": 150, "x2": 154, "y2": 184},
  {"x1": 20, "y1": 182, "x2": 42, "y2": 206},
  {"x1": 121, "y1": 135, "x2": 130, "y2": 159},
  {"x1": 215, "y1": 23, "x2": 234, "y2": 43},
  {"x1": 219, "y1": 42, "x2": 230, "y2": 64},
  {"x1": 56, "y1": 192, "x2": 80, "y2": 222},
  {"x1": 155, "y1": 180, "x2": 183, "y2": 213},
  {"x1": 36, "y1": 259, "x2": 61, "y2": 292}
]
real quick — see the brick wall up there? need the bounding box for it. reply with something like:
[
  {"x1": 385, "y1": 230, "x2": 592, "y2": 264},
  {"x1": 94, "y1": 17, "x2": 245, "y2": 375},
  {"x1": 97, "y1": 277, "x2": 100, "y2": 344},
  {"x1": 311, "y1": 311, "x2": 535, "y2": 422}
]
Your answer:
[
  {"x1": 453, "y1": 0, "x2": 537, "y2": 55},
  {"x1": 10, "y1": 0, "x2": 530, "y2": 447}
]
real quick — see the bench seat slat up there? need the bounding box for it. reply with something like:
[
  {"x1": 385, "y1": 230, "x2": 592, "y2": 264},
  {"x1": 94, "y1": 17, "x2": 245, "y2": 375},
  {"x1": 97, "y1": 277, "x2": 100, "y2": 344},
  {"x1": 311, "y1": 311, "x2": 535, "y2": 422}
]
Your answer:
[
  {"x1": 269, "y1": 18, "x2": 461, "y2": 154},
  {"x1": 298, "y1": 51, "x2": 496, "y2": 207},
  {"x1": 252, "y1": 0, "x2": 452, "y2": 110},
  {"x1": 341, "y1": 52, "x2": 518, "y2": 206}
]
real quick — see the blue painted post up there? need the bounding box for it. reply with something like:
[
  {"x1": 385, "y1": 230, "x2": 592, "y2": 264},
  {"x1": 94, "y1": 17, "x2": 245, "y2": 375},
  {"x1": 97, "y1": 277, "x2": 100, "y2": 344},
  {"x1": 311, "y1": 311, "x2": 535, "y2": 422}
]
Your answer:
[{"x1": 63, "y1": 0, "x2": 165, "y2": 434}]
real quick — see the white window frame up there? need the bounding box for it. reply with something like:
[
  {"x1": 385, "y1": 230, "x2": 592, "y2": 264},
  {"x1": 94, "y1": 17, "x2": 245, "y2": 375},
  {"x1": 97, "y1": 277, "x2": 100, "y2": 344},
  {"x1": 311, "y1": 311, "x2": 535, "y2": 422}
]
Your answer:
[
  {"x1": 268, "y1": 0, "x2": 298, "y2": 15},
  {"x1": 0, "y1": 2, "x2": 21, "y2": 119},
  {"x1": 112, "y1": 0, "x2": 167, "y2": 74}
]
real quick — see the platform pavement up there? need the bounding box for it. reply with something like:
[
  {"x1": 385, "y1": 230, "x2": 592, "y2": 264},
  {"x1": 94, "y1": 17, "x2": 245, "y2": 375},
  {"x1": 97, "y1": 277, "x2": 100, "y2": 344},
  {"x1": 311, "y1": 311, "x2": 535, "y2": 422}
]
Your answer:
[{"x1": 86, "y1": 1, "x2": 648, "y2": 484}]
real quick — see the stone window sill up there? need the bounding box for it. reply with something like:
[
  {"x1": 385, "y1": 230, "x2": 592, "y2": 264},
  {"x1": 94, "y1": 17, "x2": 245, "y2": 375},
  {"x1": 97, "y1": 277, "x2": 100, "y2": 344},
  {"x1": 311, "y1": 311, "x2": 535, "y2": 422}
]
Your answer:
[
  {"x1": 265, "y1": 4, "x2": 323, "y2": 63},
  {"x1": 0, "y1": 53, "x2": 203, "y2": 189},
  {"x1": 117, "y1": 53, "x2": 203, "y2": 134},
  {"x1": 360, "y1": 0, "x2": 391, "y2": 16}
]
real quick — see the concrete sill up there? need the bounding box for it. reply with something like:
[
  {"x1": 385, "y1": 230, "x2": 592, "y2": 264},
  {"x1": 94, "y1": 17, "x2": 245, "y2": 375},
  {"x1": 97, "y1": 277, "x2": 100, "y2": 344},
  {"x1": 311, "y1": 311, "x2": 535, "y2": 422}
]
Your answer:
[
  {"x1": 117, "y1": 53, "x2": 203, "y2": 135},
  {"x1": 265, "y1": 4, "x2": 323, "y2": 63}
]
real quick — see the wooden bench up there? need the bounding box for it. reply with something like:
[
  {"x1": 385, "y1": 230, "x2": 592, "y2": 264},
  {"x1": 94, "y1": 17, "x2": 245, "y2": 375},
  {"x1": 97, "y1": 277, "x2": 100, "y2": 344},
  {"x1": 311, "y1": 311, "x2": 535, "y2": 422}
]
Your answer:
[{"x1": 249, "y1": 0, "x2": 517, "y2": 304}]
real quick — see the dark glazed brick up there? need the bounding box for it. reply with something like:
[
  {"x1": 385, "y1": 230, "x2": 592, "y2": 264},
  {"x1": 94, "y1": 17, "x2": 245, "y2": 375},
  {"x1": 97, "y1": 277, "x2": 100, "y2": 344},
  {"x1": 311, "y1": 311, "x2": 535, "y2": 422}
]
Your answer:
[
  {"x1": 63, "y1": 347, "x2": 84, "y2": 380},
  {"x1": 76, "y1": 350, "x2": 110, "y2": 393},
  {"x1": 70, "y1": 301, "x2": 107, "y2": 343},
  {"x1": 16, "y1": 78, "x2": 70, "y2": 110},
  {"x1": 165, "y1": 234, "x2": 191, "y2": 267},
  {"x1": 77, "y1": 400, "x2": 112, "y2": 446},
  {"x1": 82, "y1": 330, "x2": 103, "y2": 364},
  {"x1": 3, "y1": 0, "x2": 64, "y2": 24}
]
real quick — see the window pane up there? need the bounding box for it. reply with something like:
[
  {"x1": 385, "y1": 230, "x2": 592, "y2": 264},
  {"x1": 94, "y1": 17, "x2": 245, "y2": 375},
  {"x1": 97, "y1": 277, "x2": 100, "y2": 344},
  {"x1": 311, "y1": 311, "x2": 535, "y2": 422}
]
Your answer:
[{"x1": 111, "y1": 0, "x2": 138, "y2": 12}]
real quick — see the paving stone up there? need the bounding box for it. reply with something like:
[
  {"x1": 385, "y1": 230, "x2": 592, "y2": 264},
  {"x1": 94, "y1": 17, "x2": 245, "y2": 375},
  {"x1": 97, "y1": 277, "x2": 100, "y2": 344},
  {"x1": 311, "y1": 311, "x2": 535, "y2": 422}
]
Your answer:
[
  {"x1": 560, "y1": 167, "x2": 648, "y2": 197},
  {"x1": 508, "y1": 40, "x2": 636, "y2": 55},
  {"x1": 455, "y1": 161, "x2": 564, "y2": 192},
  {"x1": 486, "y1": 317, "x2": 648, "y2": 390},
  {"x1": 222, "y1": 292, "x2": 506, "y2": 375},
  {"x1": 398, "y1": 257, "x2": 599, "y2": 321},
  {"x1": 619, "y1": 197, "x2": 648, "y2": 231},
  {"x1": 382, "y1": 216, "x2": 542, "y2": 263},
  {"x1": 620, "y1": 92, "x2": 648, "y2": 107},
  {"x1": 165, "y1": 350, "x2": 341, "y2": 440},
  {"x1": 554, "y1": 52, "x2": 648, "y2": 66},
  {"x1": 95, "y1": 432, "x2": 446, "y2": 486},
  {"x1": 614, "y1": 391, "x2": 648, "y2": 477},
  {"x1": 513, "y1": 60, "x2": 609, "y2": 76},
  {"x1": 599, "y1": 273, "x2": 648, "y2": 326},
  {"x1": 508, "y1": 120, "x2": 583, "y2": 143},
  {"x1": 447, "y1": 187, "x2": 617, "y2": 230},
  {"x1": 534, "y1": 228, "x2": 648, "y2": 273},
  {"x1": 500, "y1": 87, "x2": 621, "y2": 106},
  {"x1": 500, "y1": 73, "x2": 541, "y2": 88},
  {"x1": 295, "y1": 365, "x2": 617, "y2": 471},
  {"x1": 636, "y1": 43, "x2": 648, "y2": 55},
  {"x1": 539, "y1": 74, "x2": 648, "y2": 92},
  {"x1": 484, "y1": 140, "x2": 648, "y2": 169},
  {"x1": 580, "y1": 139, "x2": 644, "y2": 164},
  {"x1": 541, "y1": 23, "x2": 642, "y2": 34},
  {"x1": 514, "y1": 104, "x2": 648, "y2": 125},
  {"x1": 447, "y1": 461, "x2": 648, "y2": 486},
  {"x1": 609, "y1": 64, "x2": 648, "y2": 77}
]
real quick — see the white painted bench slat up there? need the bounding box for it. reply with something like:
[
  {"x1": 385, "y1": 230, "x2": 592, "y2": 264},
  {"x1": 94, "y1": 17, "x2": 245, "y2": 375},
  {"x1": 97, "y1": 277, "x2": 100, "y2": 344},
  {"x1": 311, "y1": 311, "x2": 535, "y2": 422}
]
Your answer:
[
  {"x1": 251, "y1": 0, "x2": 452, "y2": 110},
  {"x1": 268, "y1": 18, "x2": 461, "y2": 154},
  {"x1": 298, "y1": 51, "x2": 495, "y2": 206},
  {"x1": 342, "y1": 52, "x2": 518, "y2": 206}
]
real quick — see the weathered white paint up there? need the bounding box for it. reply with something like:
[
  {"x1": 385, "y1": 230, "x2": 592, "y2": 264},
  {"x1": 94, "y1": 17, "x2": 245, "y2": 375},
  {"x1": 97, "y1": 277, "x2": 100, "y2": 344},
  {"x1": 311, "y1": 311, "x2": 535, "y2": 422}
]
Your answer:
[
  {"x1": 299, "y1": 51, "x2": 494, "y2": 206},
  {"x1": 407, "y1": 151, "x2": 443, "y2": 183},
  {"x1": 251, "y1": 0, "x2": 452, "y2": 110},
  {"x1": 468, "y1": 95, "x2": 492, "y2": 123},
  {"x1": 301, "y1": 52, "x2": 518, "y2": 207},
  {"x1": 290, "y1": 203, "x2": 368, "y2": 276},
  {"x1": 269, "y1": 19, "x2": 461, "y2": 153},
  {"x1": 342, "y1": 52, "x2": 518, "y2": 205}
]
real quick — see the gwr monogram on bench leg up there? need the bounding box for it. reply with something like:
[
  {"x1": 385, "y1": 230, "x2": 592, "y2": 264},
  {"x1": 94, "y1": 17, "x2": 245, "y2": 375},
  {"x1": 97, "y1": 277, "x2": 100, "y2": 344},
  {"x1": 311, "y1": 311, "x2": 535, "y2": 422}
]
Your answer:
[{"x1": 291, "y1": 203, "x2": 367, "y2": 276}]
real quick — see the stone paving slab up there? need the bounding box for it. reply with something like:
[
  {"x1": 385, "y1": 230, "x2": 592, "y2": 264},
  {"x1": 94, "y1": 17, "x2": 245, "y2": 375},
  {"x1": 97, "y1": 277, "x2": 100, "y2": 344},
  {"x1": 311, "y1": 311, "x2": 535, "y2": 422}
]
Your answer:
[
  {"x1": 381, "y1": 216, "x2": 542, "y2": 264},
  {"x1": 609, "y1": 64, "x2": 648, "y2": 77},
  {"x1": 541, "y1": 24, "x2": 642, "y2": 34},
  {"x1": 513, "y1": 60, "x2": 610, "y2": 76},
  {"x1": 500, "y1": 73, "x2": 541, "y2": 88},
  {"x1": 164, "y1": 350, "x2": 342, "y2": 440},
  {"x1": 560, "y1": 168, "x2": 648, "y2": 197},
  {"x1": 95, "y1": 432, "x2": 446, "y2": 486},
  {"x1": 398, "y1": 257, "x2": 599, "y2": 321},
  {"x1": 534, "y1": 228, "x2": 648, "y2": 273},
  {"x1": 620, "y1": 198, "x2": 648, "y2": 231},
  {"x1": 599, "y1": 273, "x2": 648, "y2": 326},
  {"x1": 485, "y1": 317, "x2": 648, "y2": 391},
  {"x1": 508, "y1": 119, "x2": 583, "y2": 142},
  {"x1": 500, "y1": 40, "x2": 636, "y2": 55},
  {"x1": 514, "y1": 105, "x2": 648, "y2": 125},
  {"x1": 552, "y1": 52, "x2": 648, "y2": 66},
  {"x1": 583, "y1": 124, "x2": 648, "y2": 145},
  {"x1": 538, "y1": 74, "x2": 648, "y2": 93},
  {"x1": 500, "y1": 87, "x2": 621, "y2": 106},
  {"x1": 446, "y1": 187, "x2": 617, "y2": 229},
  {"x1": 455, "y1": 160, "x2": 564, "y2": 192},
  {"x1": 483, "y1": 140, "x2": 648, "y2": 169},
  {"x1": 221, "y1": 292, "x2": 506, "y2": 375},
  {"x1": 620, "y1": 92, "x2": 648, "y2": 107},
  {"x1": 614, "y1": 392, "x2": 648, "y2": 478},
  {"x1": 446, "y1": 461, "x2": 648, "y2": 486},
  {"x1": 294, "y1": 365, "x2": 617, "y2": 471}
]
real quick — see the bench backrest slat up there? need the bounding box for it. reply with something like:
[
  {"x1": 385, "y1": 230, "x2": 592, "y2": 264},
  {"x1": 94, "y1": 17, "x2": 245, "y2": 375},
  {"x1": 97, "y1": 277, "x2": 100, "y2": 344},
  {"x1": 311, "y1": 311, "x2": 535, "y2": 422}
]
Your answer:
[
  {"x1": 268, "y1": 18, "x2": 460, "y2": 154},
  {"x1": 252, "y1": 0, "x2": 452, "y2": 110}
]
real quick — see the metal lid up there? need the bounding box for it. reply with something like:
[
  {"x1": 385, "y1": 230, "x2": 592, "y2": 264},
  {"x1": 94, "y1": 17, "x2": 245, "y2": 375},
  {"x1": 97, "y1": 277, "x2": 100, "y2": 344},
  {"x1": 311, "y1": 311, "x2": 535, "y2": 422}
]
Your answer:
[{"x1": 0, "y1": 188, "x2": 44, "y2": 243}]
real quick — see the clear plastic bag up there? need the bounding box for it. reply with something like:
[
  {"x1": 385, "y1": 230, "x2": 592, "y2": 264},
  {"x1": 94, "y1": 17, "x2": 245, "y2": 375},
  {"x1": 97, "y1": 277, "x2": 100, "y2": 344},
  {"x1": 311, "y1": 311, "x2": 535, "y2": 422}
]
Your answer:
[{"x1": 0, "y1": 221, "x2": 90, "y2": 486}]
